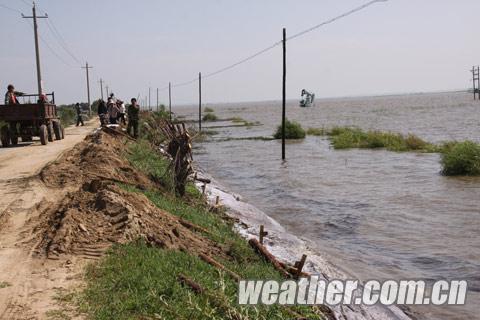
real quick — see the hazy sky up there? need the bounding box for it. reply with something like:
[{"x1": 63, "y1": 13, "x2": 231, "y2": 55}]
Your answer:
[{"x1": 1, "y1": 0, "x2": 479, "y2": 105}]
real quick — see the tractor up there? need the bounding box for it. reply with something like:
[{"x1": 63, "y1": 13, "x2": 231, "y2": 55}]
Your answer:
[{"x1": 0, "y1": 92, "x2": 64, "y2": 147}]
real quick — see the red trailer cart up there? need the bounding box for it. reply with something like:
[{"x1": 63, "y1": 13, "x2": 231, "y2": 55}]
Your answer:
[{"x1": 0, "y1": 92, "x2": 64, "y2": 147}]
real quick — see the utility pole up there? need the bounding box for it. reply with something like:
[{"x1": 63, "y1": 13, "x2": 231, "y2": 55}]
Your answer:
[
  {"x1": 472, "y1": 66, "x2": 477, "y2": 100},
  {"x1": 81, "y1": 62, "x2": 93, "y2": 115},
  {"x1": 99, "y1": 78, "x2": 104, "y2": 100},
  {"x1": 281, "y1": 28, "x2": 287, "y2": 160},
  {"x1": 22, "y1": 2, "x2": 48, "y2": 96},
  {"x1": 477, "y1": 66, "x2": 480, "y2": 100},
  {"x1": 105, "y1": 85, "x2": 109, "y2": 97},
  {"x1": 148, "y1": 87, "x2": 151, "y2": 111},
  {"x1": 168, "y1": 82, "x2": 172, "y2": 121},
  {"x1": 156, "y1": 87, "x2": 159, "y2": 112},
  {"x1": 199, "y1": 72, "x2": 202, "y2": 131}
]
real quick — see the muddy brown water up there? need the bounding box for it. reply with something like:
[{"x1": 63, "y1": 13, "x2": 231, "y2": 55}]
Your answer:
[{"x1": 178, "y1": 92, "x2": 480, "y2": 320}]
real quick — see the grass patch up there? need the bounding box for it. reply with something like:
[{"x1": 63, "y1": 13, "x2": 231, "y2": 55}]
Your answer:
[
  {"x1": 441, "y1": 141, "x2": 480, "y2": 176},
  {"x1": 230, "y1": 116, "x2": 245, "y2": 123},
  {"x1": 79, "y1": 139, "x2": 325, "y2": 319},
  {"x1": 273, "y1": 119, "x2": 306, "y2": 139},
  {"x1": 202, "y1": 113, "x2": 218, "y2": 122},
  {"x1": 306, "y1": 127, "x2": 327, "y2": 136},
  {"x1": 126, "y1": 140, "x2": 173, "y2": 190},
  {"x1": 310, "y1": 126, "x2": 434, "y2": 152},
  {"x1": 215, "y1": 136, "x2": 275, "y2": 142},
  {"x1": 308, "y1": 126, "x2": 480, "y2": 176},
  {"x1": 79, "y1": 242, "x2": 322, "y2": 320},
  {"x1": 0, "y1": 281, "x2": 11, "y2": 289}
]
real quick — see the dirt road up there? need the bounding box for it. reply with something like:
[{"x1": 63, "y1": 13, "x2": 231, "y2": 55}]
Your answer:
[{"x1": 0, "y1": 120, "x2": 97, "y2": 319}]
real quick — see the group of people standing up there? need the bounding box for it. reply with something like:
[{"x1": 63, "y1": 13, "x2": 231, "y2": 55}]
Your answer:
[{"x1": 97, "y1": 93, "x2": 140, "y2": 138}]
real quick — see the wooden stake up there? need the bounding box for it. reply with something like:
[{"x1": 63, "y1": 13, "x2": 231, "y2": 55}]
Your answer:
[
  {"x1": 199, "y1": 253, "x2": 241, "y2": 282},
  {"x1": 249, "y1": 238, "x2": 289, "y2": 278},
  {"x1": 259, "y1": 225, "x2": 268, "y2": 244},
  {"x1": 294, "y1": 254, "x2": 307, "y2": 279}
]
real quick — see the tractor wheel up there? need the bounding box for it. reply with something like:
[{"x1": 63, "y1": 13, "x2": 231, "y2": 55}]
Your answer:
[
  {"x1": 47, "y1": 123, "x2": 54, "y2": 142},
  {"x1": 10, "y1": 130, "x2": 18, "y2": 145},
  {"x1": 1, "y1": 125, "x2": 10, "y2": 148},
  {"x1": 60, "y1": 124, "x2": 65, "y2": 139},
  {"x1": 39, "y1": 124, "x2": 48, "y2": 145},
  {"x1": 53, "y1": 121, "x2": 62, "y2": 140}
]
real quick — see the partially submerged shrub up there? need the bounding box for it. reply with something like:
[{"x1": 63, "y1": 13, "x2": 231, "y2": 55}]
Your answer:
[
  {"x1": 204, "y1": 107, "x2": 214, "y2": 113},
  {"x1": 441, "y1": 141, "x2": 480, "y2": 176},
  {"x1": 202, "y1": 113, "x2": 217, "y2": 121},
  {"x1": 273, "y1": 119, "x2": 306, "y2": 139}
]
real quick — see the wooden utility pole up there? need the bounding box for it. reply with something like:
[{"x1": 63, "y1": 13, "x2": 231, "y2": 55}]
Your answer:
[
  {"x1": 199, "y1": 72, "x2": 202, "y2": 131},
  {"x1": 99, "y1": 78, "x2": 104, "y2": 100},
  {"x1": 168, "y1": 82, "x2": 172, "y2": 121},
  {"x1": 472, "y1": 66, "x2": 477, "y2": 100},
  {"x1": 477, "y1": 66, "x2": 480, "y2": 100},
  {"x1": 81, "y1": 62, "x2": 93, "y2": 115},
  {"x1": 22, "y1": 2, "x2": 48, "y2": 96},
  {"x1": 156, "y1": 87, "x2": 159, "y2": 112},
  {"x1": 148, "y1": 87, "x2": 151, "y2": 111},
  {"x1": 281, "y1": 28, "x2": 287, "y2": 160}
]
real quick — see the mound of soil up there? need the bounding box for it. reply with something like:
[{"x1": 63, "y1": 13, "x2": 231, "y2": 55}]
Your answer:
[{"x1": 33, "y1": 130, "x2": 224, "y2": 259}]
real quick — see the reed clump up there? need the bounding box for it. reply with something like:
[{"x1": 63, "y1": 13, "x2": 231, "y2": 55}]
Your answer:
[
  {"x1": 204, "y1": 107, "x2": 214, "y2": 113},
  {"x1": 310, "y1": 126, "x2": 433, "y2": 152},
  {"x1": 441, "y1": 141, "x2": 480, "y2": 176},
  {"x1": 202, "y1": 112, "x2": 218, "y2": 121},
  {"x1": 273, "y1": 119, "x2": 306, "y2": 139},
  {"x1": 307, "y1": 126, "x2": 480, "y2": 176}
]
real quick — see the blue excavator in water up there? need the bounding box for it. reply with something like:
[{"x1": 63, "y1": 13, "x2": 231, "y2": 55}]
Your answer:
[{"x1": 300, "y1": 89, "x2": 315, "y2": 107}]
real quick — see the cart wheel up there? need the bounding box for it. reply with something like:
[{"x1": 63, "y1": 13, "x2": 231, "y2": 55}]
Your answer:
[
  {"x1": 10, "y1": 130, "x2": 18, "y2": 145},
  {"x1": 53, "y1": 121, "x2": 62, "y2": 140},
  {"x1": 39, "y1": 124, "x2": 48, "y2": 145},
  {"x1": 1, "y1": 125, "x2": 10, "y2": 148},
  {"x1": 47, "y1": 123, "x2": 54, "y2": 142}
]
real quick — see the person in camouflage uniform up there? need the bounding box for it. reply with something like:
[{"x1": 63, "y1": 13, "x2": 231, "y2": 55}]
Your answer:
[{"x1": 127, "y1": 98, "x2": 140, "y2": 138}]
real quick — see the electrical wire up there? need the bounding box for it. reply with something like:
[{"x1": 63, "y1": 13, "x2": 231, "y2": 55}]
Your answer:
[
  {"x1": 45, "y1": 19, "x2": 82, "y2": 65},
  {"x1": 167, "y1": 0, "x2": 387, "y2": 89},
  {"x1": 286, "y1": 0, "x2": 387, "y2": 41},
  {"x1": 0, "y1": 3, "x2": 22, "y2": 14},
  {"x1": 23, "y1": 19, "x2": 75, "y2": 68}
]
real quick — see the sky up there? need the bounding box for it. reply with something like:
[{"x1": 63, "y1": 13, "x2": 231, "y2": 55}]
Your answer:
[{"x1": 0, "y1": 0, "x2": 479, "y2": 105}]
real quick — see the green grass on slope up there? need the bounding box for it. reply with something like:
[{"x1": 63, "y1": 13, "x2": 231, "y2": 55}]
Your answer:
[{"x1": 78, "y1": 140, "x2": 325, "y2": 320}]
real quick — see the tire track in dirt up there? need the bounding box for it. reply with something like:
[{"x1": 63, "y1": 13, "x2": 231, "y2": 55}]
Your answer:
[{"x1": 0, "y1": 121, "x2": 97, "y2": 320}]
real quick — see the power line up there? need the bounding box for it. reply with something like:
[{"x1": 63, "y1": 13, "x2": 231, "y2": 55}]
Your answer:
[
  {"x1": 15, "y1": 0, "x2": 31, "y2": 8},
  {"x1": 167, "y1": 0, "x2": 387, "y2": 89},
  {"x1": 286, "y1": 0, "x2": 387, "y2": 41},
  {"x1": 24, "y1": 19, "x2": 75, "y2": 68},
  {"x1": 0, "y1": 3, "x2": 22, "y2": 14},
  {"x1": 25, "y1": 2, "x2": 83, "y2": 66},
  {"x1": 45, "y1": 18, "x2": 82, "y2": 65}
]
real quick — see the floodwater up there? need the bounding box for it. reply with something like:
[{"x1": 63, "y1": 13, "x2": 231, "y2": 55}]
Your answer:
[{"x1": 177, "y1": 92, "x2": 480, "y2": 320}]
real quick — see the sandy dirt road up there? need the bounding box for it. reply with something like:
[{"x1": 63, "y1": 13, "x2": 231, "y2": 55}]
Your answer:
[{"x1": 0, "y1": 120, "x2": 97, "y2": 319}]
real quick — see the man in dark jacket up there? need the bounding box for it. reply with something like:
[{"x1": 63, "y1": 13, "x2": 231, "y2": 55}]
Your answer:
[
  {"x1": 97, "y1": 100, "x2": 108, "y2": 126},
  {"x1": 75, "y1": 103, "x2": 84, "y2": 126},
  {"x1": 127, "y1": 98, "x2": 140, "y2": 138}
]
